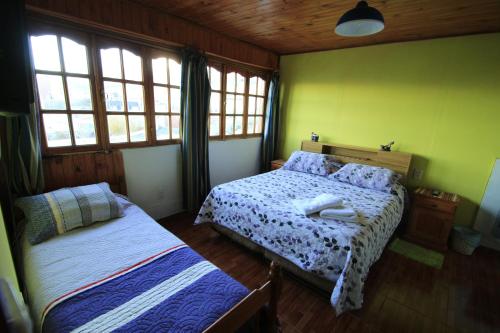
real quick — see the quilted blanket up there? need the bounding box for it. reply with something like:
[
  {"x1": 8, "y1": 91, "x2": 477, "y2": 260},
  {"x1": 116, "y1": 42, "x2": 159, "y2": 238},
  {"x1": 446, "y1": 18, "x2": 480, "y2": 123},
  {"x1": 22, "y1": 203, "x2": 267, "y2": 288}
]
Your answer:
[{"x1": 196, "y1": 169, "x2": 406, "y2": 315}]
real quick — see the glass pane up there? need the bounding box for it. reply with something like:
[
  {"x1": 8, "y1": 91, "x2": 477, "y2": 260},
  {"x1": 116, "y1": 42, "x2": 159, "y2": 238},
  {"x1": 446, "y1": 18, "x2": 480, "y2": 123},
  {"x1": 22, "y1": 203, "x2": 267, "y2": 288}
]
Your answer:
[
  {"x1": 155, "y1": 115, "x2": 170, "y2": 140},
  {"x1": 225, "y1": 94, "x2": 234, "y2": 115},
  {"x1": 153, "y1": 86, "x2": 169, "y2": 113},
  {"x1": 257, "y1": 78, "x2": 266, "y2": 96},
  {"x1": 152, "y1": 57, "x2": 168, "y2": 84},
  {"x1": 226, "y1": 72, "x2": 236, "y2": 92},
  {"x1": 255, "y1": 116, "x2": 263, "y2": 133},
  {"x1": 129, "y1": 115, "x2": 146, "y2": 142},
  {"x1": 30, "y1": 35, "x2": 61, "y2": 71},
  {"x1": 171, "y1": 115, "x2": 180, "y2": 139},
  {"x1": 100, "y1": 48, "x2": 122, "y2": 79},
  {"x1": 209, "y1": 115, "x2": 220, "y2": 136},
  {"x1": 104, "y1": 81, "x2": 124, "y2": 111},
  {"x1": 235, "y1": 95, "x2": 244, "y2": 114},
  {"x1": 123, "y1": 50, "x2": 142, "y2": 81},
  {"x1": 126, "y1": 84, "x2": 144, "y2": 112},
  {"x1": 225, "y1": 116, "x2": 234, "y2": 135},
  {"x1": 247, "y1": 116, "x2": 255, "y2": 134},
  {"x1": 36, "y1": 74, "x2": 66, "y2": 110},
  {"x1": 256, "y1": 97, "x2": 265, "y2": 115},
  {"x1": 248, "y1": 96, "x2": 256, "y2": 115},
  {"x1": 66, "y1": 77, "x2": 92, "y2": 110},
  {"x1": 210, "y1": 92, "x2": 220, "y2": 114},
  {"x1": 210, "y1": 67, "x2": 221, "y2": 90},
  {"x1": 249, "y1": 77, "x2": 257, "y2": 95},
  {"x1": 170, "y1": 88, "x2": 180, "y2": 113},
  {"x1": 235, "y1": 116, "x2": 243, "y2": 135},
  {"x1": 169, "y1": 59, "x2": 181, "y2": 86},
  {"x1": 236, "y1": 73, "x2": 245, "y2": 94},
  {"x1": 72, "y1": 114, "x2": 96, "y2": 145},
  {"x1": 43, "y1": 114, "x2": 71, "y2": 147},
  {"x1": 61, "y1": 37, "x2": 88, "y2": 74},
  {"x1": 107, "y1": 115, "x2": 127, "y2": 143}
]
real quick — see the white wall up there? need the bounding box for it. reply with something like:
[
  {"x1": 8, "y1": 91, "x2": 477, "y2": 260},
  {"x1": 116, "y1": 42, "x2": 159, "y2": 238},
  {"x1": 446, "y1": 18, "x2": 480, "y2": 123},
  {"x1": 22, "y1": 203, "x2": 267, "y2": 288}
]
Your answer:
[{"x1": 121, "y1": 138, "x2": 261, "y2": 219}]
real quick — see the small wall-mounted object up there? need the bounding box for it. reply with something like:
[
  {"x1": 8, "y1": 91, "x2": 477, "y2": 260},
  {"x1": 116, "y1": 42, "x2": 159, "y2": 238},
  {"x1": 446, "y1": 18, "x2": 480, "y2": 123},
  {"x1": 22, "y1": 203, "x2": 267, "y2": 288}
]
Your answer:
[
  {"x1": 380, "y1": 141, "x2": 395, "y2": 152},
  {"x1": 311, "y1": 132, "x2": 319, "y2": 142}
]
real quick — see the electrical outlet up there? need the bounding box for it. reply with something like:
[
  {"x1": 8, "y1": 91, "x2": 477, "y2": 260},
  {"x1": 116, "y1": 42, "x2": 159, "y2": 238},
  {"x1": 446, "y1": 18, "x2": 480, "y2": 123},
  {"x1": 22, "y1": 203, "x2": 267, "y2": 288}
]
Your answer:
[{"x1": 412, "y1": 168, "x2": 424, "y2": 181}]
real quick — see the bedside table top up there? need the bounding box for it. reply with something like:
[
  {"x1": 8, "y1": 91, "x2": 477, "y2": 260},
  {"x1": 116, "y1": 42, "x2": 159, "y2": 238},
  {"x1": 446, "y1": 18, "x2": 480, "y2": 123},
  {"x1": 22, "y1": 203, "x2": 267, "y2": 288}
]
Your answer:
[
  {"x1": 271, "y1": 159, "x2": 286, "y2": 165},
  {"x1": 414, "y1": 187, "x2": 461, "y2": 204}
]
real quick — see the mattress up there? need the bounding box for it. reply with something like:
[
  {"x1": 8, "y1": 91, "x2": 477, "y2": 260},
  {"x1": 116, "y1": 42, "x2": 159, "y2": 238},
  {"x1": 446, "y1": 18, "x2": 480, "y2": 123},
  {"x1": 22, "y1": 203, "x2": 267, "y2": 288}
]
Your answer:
[
  {"x1": 22, "y1": 197, "x2": 249, "y2": 332},
  {"x1": 196, "y1": 169, "x2": 406, "y2": 315}
]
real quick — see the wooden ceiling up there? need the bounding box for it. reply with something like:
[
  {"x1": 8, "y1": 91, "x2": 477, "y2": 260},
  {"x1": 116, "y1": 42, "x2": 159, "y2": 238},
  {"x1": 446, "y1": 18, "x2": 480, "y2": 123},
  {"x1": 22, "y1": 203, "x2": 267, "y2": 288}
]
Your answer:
[{"x1": 135, "y1": 0, "x2": 500, "y2": 54}]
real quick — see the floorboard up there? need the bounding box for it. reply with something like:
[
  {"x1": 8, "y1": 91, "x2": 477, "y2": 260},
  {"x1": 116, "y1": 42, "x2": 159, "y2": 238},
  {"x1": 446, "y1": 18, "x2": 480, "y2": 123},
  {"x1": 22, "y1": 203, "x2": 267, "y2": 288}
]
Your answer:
[{"x1": 159, "y1": 213, "x2": 500, "y2": 333}]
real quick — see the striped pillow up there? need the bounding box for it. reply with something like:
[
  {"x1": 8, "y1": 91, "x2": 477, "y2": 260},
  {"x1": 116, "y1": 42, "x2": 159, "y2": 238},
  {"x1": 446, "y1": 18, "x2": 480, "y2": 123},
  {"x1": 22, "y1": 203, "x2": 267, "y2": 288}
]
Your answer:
[{"x1": 15, "y1": 182, "x2": 124, "y2": 244}]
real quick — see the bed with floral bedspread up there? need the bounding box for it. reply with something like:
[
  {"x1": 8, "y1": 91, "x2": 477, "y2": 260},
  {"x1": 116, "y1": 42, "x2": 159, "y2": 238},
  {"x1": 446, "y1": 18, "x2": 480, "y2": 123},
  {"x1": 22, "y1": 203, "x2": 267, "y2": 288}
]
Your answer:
[{"x1": 195, "y1": 169, "x2": 406, "y2": 315}]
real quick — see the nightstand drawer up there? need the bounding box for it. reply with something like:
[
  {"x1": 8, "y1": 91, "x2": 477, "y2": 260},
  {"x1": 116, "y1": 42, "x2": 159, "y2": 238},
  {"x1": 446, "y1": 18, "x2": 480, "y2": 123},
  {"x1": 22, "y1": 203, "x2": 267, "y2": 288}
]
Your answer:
[{"x1": 415, "y1": 196, "x2": 457, "y2": 214}]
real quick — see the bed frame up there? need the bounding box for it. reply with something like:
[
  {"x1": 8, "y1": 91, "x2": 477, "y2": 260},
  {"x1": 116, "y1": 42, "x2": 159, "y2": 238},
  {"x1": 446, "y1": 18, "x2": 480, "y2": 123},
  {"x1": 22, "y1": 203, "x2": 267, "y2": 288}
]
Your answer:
[{"x1": 2, "y1": 150, "x2": 282, "y2": 333}]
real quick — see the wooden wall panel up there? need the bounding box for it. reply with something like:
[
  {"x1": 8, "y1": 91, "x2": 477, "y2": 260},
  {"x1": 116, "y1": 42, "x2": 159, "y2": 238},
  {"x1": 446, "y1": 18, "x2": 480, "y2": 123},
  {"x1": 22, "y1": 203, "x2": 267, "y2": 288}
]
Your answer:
[{"x1": 25, "y1": 0, "x2": 279, "y2": 69}]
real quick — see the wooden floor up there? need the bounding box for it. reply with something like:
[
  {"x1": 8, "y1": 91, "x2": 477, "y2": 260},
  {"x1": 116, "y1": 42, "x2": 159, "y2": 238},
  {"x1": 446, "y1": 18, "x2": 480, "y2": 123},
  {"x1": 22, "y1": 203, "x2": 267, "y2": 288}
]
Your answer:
[{"x1": 160, "y1": 213, "x2": 500, "y2": 333}]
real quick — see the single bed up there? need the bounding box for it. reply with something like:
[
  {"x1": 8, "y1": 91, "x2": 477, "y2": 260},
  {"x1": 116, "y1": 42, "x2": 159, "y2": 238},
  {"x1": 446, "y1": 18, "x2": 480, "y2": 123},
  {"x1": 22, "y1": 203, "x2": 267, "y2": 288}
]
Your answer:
[{"x1": 196, "y1": 141, "x2": 412, "y2": 315}]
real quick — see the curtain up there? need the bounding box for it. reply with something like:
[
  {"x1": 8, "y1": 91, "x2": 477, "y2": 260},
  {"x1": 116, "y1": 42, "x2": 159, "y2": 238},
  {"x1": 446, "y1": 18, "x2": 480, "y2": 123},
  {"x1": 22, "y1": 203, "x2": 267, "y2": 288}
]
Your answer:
[
  {"x1": 261, "y1": 72, "x2": 280, "y2": 172},
  {"x1": 180, "y1": 49, "x2": 211, "y2": 211},
  {"x1": 2, "y1": 103, "x2": 44, "y2": 197}
]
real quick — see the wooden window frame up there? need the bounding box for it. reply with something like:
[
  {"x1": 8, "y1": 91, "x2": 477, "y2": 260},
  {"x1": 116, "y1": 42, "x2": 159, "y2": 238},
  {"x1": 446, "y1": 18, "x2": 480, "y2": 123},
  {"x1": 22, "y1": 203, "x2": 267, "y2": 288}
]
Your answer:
[{"x1": 207, "y1": 63, "x2": 224, "y2": 140}]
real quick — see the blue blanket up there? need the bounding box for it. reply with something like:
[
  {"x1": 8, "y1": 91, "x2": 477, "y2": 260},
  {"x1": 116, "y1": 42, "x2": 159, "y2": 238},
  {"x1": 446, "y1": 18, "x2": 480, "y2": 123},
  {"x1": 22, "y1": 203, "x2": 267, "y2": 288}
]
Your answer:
[{"x1": 43, "y1": 247, "x2": 249, "y2": 332}]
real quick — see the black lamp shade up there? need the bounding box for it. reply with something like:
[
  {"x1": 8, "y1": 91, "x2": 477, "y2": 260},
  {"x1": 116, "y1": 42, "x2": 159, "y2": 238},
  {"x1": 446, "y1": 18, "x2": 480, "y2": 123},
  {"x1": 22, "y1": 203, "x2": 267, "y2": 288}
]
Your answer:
[{"x1": 335, "y1": 1, "x2": 385, "y2": 37}]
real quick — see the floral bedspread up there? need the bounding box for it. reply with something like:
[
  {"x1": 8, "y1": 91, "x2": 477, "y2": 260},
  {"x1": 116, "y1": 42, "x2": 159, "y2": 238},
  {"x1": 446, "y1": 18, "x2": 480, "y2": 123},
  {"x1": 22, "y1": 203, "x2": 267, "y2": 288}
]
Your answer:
[{"x1": 195, "y1": 169, "x2": 405, "y2": 315}]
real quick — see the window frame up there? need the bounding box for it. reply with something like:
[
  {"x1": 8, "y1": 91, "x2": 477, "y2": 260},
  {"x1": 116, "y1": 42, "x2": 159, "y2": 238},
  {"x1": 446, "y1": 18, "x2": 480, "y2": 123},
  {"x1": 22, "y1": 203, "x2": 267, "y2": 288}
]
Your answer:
[{"x1": 207, "y1": 63, "x2": 224, "y2": 140}]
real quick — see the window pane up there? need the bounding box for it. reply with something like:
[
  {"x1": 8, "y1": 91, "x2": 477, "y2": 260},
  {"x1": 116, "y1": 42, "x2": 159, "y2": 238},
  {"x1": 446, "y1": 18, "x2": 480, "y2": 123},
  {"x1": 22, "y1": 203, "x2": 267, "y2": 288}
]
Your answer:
[
  {"x1": 72, "y1": 114, "x2": 96, "y2": 145},
  {"x1": 155, "y1": 115, "x2": 170, "y2": 140},
  {"x1": 66, "y1": 77, "x2": 92, "y2": 110},
  {"x1": 226, "y1": 72, "x2": 236, "y2": 92},
  {"x1": 209, "y1": 115, "x2": 220, "y2": 136},
  {"x1": 107, "y1": 115, "x2": 127, "y2": 143},
  {"x1": 235, "y1": 95, "x2": 244, "y2": 114},
  {"x1": 100, "y1": 48, "x2": 122, "y2": 79},
  {"x1": 236, "y1": 73, "x2": 245, "y2": 94},
  {"x1": 36, "y1": 74, "x2": 66, "y2": 110},
  {"x1": 225, "y1": 116, "x2": 234, "y2": 135},
  {"x1": 152, "y1": 58, "x2": 168, "y2": 84},
  {"x1": 169, "y1": 59, "x2": 181, "y2": 86},
  {"x1": 126, "y1": 84, "x2": 144, "y2": 112},
  {"x1": 235, "y1": 116, "x2": 243, "y2": 135},
  {"x1": 123, "y1": 50, "x2": 142, "y2": 81},
  {"x1": 30, "y1": 35, "x2": 61, "y2": 71},
  {"x1": 249, "y1": 77, "x2": 257, "y2": 95},
  {"x1": 256, "y1": 97, "x2": 265, "y2": 115},
  {"x1": 171, "y1": 115, "x2": 180, "y2": 139},
  {"x1": 210, "y1": 67, "x2": 221, "y2": 90},
  {"x1": 104, "y1": 81, "x2": 124, "y2": 111},
  {"x1": 153, "y1": 86, "x2": 169, "y2": 113},
  {"x1": 170, "y1": 88, "x2": 180, "y2": 113},
  {"x1": 43, "y1": 114, "x2": 71, "y2": 147},
  {"x1": 61, "y1": 37, "x2": 88, "y2": 74},
  {"x1": 247, "y1": 116, "x2": 255, "y2": 134},
  {"x1": 225, "y1": 94, "x2": 234, "y2": 114},
  {"x1": 248, "y1": 96, "x2": 256, "y2": 115},
  {"x1": 255, "y1": 116, "x2": 263, "y2": 133},
  {"x1": 210, "y1": 92, "x2": 220, "y2": 114},
  {"x1": 129, "y1": 115, "x2": 146, "y2": 142},
  {"x1": 257, "y1": 78, "x2": 266, "y2": 96}
]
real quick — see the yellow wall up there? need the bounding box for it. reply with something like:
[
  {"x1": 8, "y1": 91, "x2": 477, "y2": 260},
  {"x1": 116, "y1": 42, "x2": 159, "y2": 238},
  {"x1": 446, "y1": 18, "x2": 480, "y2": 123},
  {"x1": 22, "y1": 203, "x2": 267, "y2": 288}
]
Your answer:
[
  {"x1": 280, "y1": 33, "x2": 500, "y2": 226},
  {"x1": 0, "y1": 208, "x2": 19, "y2": 291}
]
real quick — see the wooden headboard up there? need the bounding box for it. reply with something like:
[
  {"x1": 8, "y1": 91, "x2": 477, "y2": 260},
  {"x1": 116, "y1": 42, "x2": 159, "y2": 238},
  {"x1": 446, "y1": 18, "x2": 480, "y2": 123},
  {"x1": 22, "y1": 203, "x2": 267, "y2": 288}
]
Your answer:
[
  {"x1": 43, "y1": 150, "x2": 127, "y2": 195},
  {"x1": 301, "y1": 141, "x2": 413, "y2": 179}
]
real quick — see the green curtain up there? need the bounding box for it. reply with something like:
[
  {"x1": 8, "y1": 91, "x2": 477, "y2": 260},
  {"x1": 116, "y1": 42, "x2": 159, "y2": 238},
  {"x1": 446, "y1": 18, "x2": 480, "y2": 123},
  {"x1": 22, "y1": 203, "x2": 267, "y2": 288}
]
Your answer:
[
  {"x1": 261, "y1": 72, "x2": 280, "y2": 172},
  {"x1": 2, "y1": 103, "x2": 44, "y2": 196},
  {"x1": 180, "y1": 49, "x2": 211, "y2": 211}
]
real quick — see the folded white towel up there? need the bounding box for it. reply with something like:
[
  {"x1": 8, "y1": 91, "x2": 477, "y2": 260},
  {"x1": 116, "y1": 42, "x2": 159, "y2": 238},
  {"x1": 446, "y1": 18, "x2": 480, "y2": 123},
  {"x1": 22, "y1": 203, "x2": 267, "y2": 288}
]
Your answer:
[
  {"x1": 292, "y1": 193, "x2": 343, "y2": 215},
  {"x1": 319, "y1": 207, "x2": 359, "y2": 223}
]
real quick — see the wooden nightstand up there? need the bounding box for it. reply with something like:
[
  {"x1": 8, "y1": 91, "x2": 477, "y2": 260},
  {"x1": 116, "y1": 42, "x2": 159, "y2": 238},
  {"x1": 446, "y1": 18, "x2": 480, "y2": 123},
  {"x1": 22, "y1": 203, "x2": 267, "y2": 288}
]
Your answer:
[
  {"x1": 405, "y1": 188, "x2": 461, "y2": 252},
  {"x1": 271, "y1": 159, "x2": 286, "y2": 170}
]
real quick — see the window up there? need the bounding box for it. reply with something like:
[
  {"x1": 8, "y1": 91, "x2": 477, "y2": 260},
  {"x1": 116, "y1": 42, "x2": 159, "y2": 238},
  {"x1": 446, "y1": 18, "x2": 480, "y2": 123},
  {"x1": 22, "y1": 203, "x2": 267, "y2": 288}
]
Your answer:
[
  {"x1": 31, "y1": 32, "x2": 99, "y2": 150},
  {"x1": 224, "y1": 71, "x2": 246, "y2": 136},
  {"x1": 151, "y1": 53, "x2": 182, "y2": 141},
  {"x1": 247, "y1": 76, "x2": 266, "y2": 135},
  {"x1": 207, "y1": 66, "x2": 222, "y2": 137}
]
